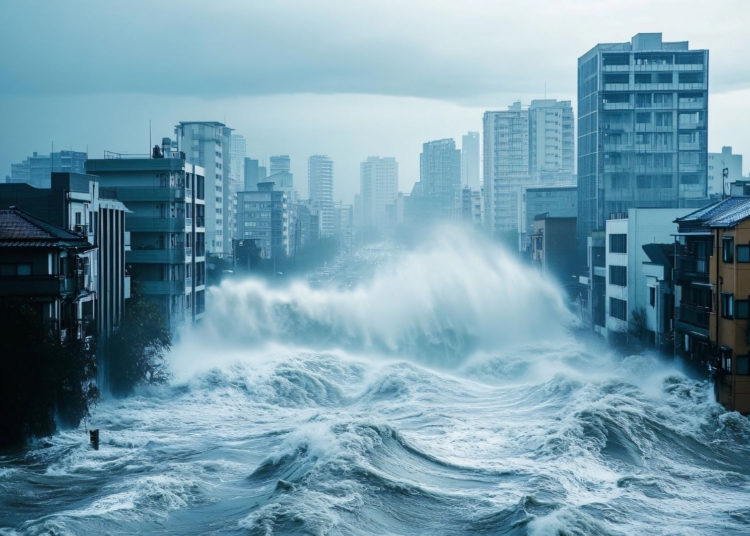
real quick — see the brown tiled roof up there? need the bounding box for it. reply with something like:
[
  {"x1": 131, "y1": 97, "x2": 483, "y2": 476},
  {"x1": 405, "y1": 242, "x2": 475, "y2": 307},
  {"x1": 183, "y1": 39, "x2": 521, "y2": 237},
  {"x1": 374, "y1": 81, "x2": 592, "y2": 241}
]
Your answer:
[{"x1": 0, "y1": 209, "x2": 94, "y2": 249}]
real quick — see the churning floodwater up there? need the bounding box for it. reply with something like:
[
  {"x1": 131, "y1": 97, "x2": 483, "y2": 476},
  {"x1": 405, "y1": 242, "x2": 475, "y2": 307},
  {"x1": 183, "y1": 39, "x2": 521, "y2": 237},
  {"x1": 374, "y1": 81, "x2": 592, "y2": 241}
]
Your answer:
[{"x1": 2, "y1": 228, "x2": 750, "y2": 535}]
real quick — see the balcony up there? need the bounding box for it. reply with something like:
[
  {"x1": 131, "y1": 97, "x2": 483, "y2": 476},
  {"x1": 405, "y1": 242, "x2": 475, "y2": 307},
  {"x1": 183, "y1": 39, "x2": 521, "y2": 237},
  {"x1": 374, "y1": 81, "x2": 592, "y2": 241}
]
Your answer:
[
  {"x1": 140, "y1": 280, "x2": 185, "y2": 295},
  {"x1": 127, "y1": 248, "x2": 186, "y2": 263},
  {"x1": 0, "y1": 275, "x2": 80, "y2": 296},
  {"x1": 675, "y1": 256, "x2": 709, "y2": 282},
  {"x1": 127, "y1": 218, "x2": 189, "y2": 233},
  {"x1": 676, "y1": 305, "x2": 710, "y2": 329},
  {"x1": 114, "y1": 187, "x2": 186, "y2": 202}
]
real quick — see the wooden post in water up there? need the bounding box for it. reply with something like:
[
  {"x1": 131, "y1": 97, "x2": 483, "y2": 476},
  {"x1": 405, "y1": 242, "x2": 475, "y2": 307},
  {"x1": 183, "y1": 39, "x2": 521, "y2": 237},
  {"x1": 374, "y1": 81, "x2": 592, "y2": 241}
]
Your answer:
[{"x1": 89, "y1": 429, "x2": 99, "y2": 450}]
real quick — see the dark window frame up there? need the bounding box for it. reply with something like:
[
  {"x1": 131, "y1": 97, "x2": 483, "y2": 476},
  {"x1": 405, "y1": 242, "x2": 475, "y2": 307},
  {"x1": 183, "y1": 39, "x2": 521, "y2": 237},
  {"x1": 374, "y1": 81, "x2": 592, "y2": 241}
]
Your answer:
[
  {"x1": 722, "y1": 292, "x2": 734, "y2": 319},
  {"x1": 737, "y1": 245, "x2": 750, "y2": 263},
  {"x1": 723, "y1": 236, "x2": 735, "y2": 263}
]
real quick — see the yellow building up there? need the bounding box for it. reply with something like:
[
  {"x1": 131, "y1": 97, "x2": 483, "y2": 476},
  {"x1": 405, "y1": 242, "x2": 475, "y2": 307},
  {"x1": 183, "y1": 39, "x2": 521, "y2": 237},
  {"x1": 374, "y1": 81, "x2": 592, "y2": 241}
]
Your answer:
[{"x1": 707, "y1": 199, "x2": 750, "y2": 414}]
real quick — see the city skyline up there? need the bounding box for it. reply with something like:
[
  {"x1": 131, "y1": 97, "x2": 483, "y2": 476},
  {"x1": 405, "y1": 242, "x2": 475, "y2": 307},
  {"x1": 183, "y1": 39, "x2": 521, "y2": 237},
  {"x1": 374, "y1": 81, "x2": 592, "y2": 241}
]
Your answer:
[{"x1": 1, "y1": 1, "x2": 749, "y2": 204}]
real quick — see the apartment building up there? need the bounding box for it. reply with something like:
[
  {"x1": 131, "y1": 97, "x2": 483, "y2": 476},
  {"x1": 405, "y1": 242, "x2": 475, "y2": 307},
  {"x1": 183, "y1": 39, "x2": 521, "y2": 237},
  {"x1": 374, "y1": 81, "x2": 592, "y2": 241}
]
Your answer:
[
  {"x1": 236, "y1": 182, "x2": 289, "y2": 261},
  {"x1": 707, "y1": 146, "x2": 743, "y2": 199},
  {"x1": 308, "y1": 155, "x2": 334, "y2": 237},
  {"x1": 6, "y1": 150, "x2": 87, "y2": 188},
  {"x1": 461, "y1": 132, "x2": 480, "y2": 189},
  {"x1": 176, "y1": 122, "x2": 233, "y2": 257},
  {"x1": 530, "y1": 215, "x2": 578, "y2": 296},
  {"x1": 578, "y1": 33, "x2": 709, "y2": 258},
  {"x1": 360, "y1": 156, "x2": 398, "y2": 229},
  {"x1": 518, "y1": 186, "x2": 578, "y2": 253},
  {"x1": 86, "y1": 145, "x2": 206, "y2": 336}
]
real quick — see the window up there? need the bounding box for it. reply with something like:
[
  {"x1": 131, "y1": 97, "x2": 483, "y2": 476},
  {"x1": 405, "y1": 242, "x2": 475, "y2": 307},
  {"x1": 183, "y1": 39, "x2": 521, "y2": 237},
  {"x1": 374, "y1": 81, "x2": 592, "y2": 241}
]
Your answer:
[
  {"x1": 722, "y1": 293, "x2": 734, "y2": 319},
  {"x1": 75, "y1": 212, "x2": 82, "y2": 225},
  {"x1": 609, "y1": 234, "x2": 627, "y2": 253},
  {"x1": 679, "y1": 72, "x2": 703, "y2": 84},
  {"x1": 650, "y1": 287, "x2": 656, "y2": 307},
  {"x1": 723, "y1": 237, "x2": 735, "y2": 263},
  {"x1": 609, "y1": 265, "x2": 627, "y2": 286},
  {"x1": 738, "y1": 245, "x2": 750, "y2": 263},
  {"x1": 656, "y1": 73, "x2": 673, "y2": 84},
  {"x1": 722, "y1": 348, "x2": 732, "y2": 373},
  {"x1": 737, "y1": 300, "x2": 749, "y2": 320},
  {"x1": 635, "y1": 74, "x2": 651, "y2": 84},
  {"x1": 636, "y1": 112, "x2": 651, "y2": 124},
  {"x1": 610, "y1": 298, "x2": 628, "y2": 321},
  {"x1": 738, "y1": 356, "x2": 750, "y2": 376}
]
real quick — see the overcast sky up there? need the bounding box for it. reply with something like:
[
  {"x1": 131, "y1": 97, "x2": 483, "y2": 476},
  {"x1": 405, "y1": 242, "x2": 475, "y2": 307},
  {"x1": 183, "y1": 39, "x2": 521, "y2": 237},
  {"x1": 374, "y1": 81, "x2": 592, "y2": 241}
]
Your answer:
[{"x1": 1, "y1": 0, "x2": 749, "y2": 202}]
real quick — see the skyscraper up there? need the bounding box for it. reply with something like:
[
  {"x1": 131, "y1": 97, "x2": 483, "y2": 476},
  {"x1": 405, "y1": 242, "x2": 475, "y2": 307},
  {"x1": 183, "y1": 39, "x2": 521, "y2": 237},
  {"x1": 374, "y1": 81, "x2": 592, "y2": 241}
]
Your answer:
[
  {"x1": 230, "y1": 134, "x2": 246, "y2": 190},
  {"x1": 483, "y1": 100, "x2": 574, "y2": 241},
  {"x1": 244, "y1": 158, "x2": 261, "y2": 191},
  {"x1": 360, "y1": 156, "x2": 398, "y2": 229},
  {"x1": 577, "y1": 32, "x2": 709, "y2": 256},
  {"x1": 308, "y1": 155, "x2": 334, "y2": 237},
  {"x1": 270, "y1": 155, "x2": 291, "y2": 176},
  {"x1": 415, "y1": 139, "x2": 461, "y2": 221},
  {"x1": 176, "y1": 121, "x2": 233, "y2": 257},
  {"x1": 461, "y1": 132, "x2": 480, "y2": 189}
]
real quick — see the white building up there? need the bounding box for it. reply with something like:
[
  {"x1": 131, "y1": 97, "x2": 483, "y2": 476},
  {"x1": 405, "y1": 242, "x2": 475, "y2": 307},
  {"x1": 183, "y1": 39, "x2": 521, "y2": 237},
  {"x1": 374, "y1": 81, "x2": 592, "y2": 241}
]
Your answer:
[
  {"x1": 604, "y1": 208, "x2": 690, "y2": 341},
  {"x1": 176, "y1": 121, "x2": 233, "y2": 257},
  {"x1": 461, "y1": 132, "x2": 480, "y2": 190},
  {"x1": 483, "y1": 100, "x2": 574, "y2": 239},
  {"x1": 270, "y1": 155, "x2": 290, "y2": 176},
  {"x1": 360, "y1": 156, "x2": 398, "y2": 229},
  {"x1": 308, "y1": 155, "x2": 334, "y2": 237},
  {"x1": 708, "y1": 146, "x2": 743, "y2": 199}
]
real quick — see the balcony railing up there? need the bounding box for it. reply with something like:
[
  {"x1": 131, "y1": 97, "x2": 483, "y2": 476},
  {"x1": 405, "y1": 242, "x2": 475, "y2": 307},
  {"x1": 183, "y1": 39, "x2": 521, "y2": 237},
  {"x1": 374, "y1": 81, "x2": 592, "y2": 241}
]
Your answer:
[
  {"x1": 676, "y1": 305, "x2": 710, "y2": 328},
  {"x1": 0, "y1": 275, "x2": 81, "y2": 296}
]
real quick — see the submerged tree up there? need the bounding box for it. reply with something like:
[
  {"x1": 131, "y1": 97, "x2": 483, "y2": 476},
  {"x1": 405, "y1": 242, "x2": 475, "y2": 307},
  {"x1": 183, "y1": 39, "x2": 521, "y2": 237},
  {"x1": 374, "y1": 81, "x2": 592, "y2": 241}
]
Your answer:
[
  {"x1": 0, "y1": 299, "x2": 99, "y2": 448},
  {"x1": 107, "y1": 286, "x2": 172, "y2": 397}
]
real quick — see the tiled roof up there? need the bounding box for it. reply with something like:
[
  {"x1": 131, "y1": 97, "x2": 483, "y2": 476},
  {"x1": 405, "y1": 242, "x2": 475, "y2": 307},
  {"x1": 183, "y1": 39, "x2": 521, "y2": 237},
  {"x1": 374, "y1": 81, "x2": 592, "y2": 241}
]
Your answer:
[
  {"x1": 675, "y1": 197, "x2": 748, "y2": 223},
  {"x1": 0, "y1": 209, "x2": 93, "y2": 249},
  {"x1": 706, "y1": 198, "x2": 750, "y2": 228}
]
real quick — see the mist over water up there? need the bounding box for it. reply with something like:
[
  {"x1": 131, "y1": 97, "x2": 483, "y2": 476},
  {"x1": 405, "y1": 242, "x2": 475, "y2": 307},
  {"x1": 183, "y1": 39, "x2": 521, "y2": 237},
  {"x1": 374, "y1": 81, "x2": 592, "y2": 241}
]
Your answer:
[{"x1": 3, "y1": 225, "x2": 750, "y2": 535}]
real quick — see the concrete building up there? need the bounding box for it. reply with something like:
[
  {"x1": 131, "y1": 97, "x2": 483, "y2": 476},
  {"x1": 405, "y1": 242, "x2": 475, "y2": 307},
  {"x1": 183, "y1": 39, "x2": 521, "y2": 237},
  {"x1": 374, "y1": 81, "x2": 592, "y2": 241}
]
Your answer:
[
  {"x1": 308, "y1": 155, "x2": 334, "y2": 237},
  {"x1": 7, "y1": 150, "x2": 87, "y2": 188},
  {"x1": 270, "y1": 155, "x2": 291, "y2": 176},
  {"x1": 530, "y1": 215, "x2": 578, "y2": 295},
  {"x1": 175, "y1": 121, "x2": 233, "y2": 257},
  {"x1": 409, "y1": 139, "x2": 461, "y2": 224},
  {"x1": 0, "y1": 208, "x2": 97, "y2": 341},
  {"x1": 230, "y1": 135, "x2": 247, "y2": 190},
  {"x1": 577, "y1": 32, "x2": 709, "y2": 260},
  {"x1": 602, "y1": 208, "x2": 690, "y2": 341},
  {"x1": 0, "y1": 173, "x2": 129, "y2": 341},
  {"x1": 360, "y1": 156, "x2": 398, "y2": 229},
  {"x1": 460, "y1": 187, "x2": 483, "y2": 227},
  {"x1": 236, "y1": 182, "x2": 289, "y2": 261},
  {"x1": 483, "y1": 100, "x2": 574, "y2": 242},
  {"x1": 708, "y1": 146, "x2": 743, "y2": 199},
  {"x1": 244, "y1": 158, "x2": 266, "y2": 191},
  {"x1": 334, "y1": 202, "x2": 354, "y2": 257},
  {"x1": 86, "y1": 145, "x2": 206, "y2": 336},
  {"x1": 461, "y1": 132, "x2": 480, "y2": 189},
  {"x1": 519, "y1": 186, "x2": 578, "y2": 253}
]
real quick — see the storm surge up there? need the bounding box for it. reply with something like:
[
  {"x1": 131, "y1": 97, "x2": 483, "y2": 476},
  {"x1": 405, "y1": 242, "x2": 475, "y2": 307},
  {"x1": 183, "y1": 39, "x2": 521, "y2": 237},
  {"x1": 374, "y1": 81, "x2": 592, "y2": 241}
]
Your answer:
[
  {"x1": 196, "y1": 226, "x2": 572, "y2": 363},
  {"x1": 3, "y1": 226, "x2": 750, "y2": 535}
]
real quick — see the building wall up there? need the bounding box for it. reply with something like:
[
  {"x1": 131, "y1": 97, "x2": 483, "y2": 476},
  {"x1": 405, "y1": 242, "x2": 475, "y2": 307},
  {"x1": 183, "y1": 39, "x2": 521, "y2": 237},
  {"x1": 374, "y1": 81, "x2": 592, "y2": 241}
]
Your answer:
[
  {"x1": 461, "y1": 132, "x2": 480, "y2": 190},
  {"x1": 707, "y1": 146, "x2": 743, "y2": 198},
  {"x1": 578, "y1": 33, "x2": 709, "y2": 259},
  {"x1": 360, "y1": 156, "x2": 398, "y2": 229},
  {"x1": 417, "y1": 139, "x2": 461, "y2": 222},
  {"x1": 308, "y1": 155, "x2": 334, "y2": 237}
]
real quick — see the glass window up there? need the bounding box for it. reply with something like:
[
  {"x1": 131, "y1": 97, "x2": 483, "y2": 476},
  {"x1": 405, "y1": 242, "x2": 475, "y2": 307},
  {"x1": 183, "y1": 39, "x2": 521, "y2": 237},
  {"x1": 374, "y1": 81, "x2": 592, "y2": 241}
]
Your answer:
[
  {"x1": 17, "y1": 263, "x2": 32, "y2": 276},
  {"x1": 723, "y1": 237, "x2": 735, "y2": 263},
  {"x1": 610, "y1": 298, "x2": 628, "y2": 321},
  {"x1": 609, "y1": 234, "x2": 627, "y2": 254},
  {"x1": 609, "y1": 265, "x2": 627, "y2": 286},
  {"x1": 722, "y1": 293, "x2": 734, "y2": 319},
  {"x1": 650, "y1": 287, "x2": 656, "y2": 307},
  {"x1": 738, "y1": 245, "x2": 750, "y2": 263},
  {"x1": 736, "y1": 300, "x2": 749, "y2": 320},
  {"x1": 738, "y1": 356, "x2": 750, "y2": 376},
  {"x1": 0, "y1": 264, "x2": 13, "y2": 276}
]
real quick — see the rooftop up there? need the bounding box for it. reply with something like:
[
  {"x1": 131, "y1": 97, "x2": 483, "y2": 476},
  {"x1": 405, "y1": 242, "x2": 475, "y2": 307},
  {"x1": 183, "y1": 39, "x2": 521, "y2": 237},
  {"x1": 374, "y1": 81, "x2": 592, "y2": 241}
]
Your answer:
[{"x1": 0, "y1": 208, "x2": 94, "y2": 249}]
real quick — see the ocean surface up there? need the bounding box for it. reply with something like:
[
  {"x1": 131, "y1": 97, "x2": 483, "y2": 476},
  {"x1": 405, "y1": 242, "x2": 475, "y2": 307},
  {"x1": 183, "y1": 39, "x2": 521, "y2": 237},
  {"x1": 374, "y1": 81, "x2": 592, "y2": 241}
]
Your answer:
[{"x1": 2, "y1": 229, "x2": 750, "y2": 535}]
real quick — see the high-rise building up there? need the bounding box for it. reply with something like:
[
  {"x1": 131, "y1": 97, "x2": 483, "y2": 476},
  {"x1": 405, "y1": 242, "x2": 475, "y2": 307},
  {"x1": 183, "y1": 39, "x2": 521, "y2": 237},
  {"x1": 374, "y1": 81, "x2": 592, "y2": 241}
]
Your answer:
[
  {"x1": 244, "y1": 158, "x2": 261, "y2": 191},
  {"x1": 86, "y1": 142, "x2": 207, "y2": 336},
  {"x1": 461, "y1": 132, "x2": 480, "y2": 189},
  {"x1": 577, "y1": 32, "x2": 709, "y2": 259},
  {"x1": 483, "y1": 100, "x2": 574, "y2": 241},
  {"x1": 237, "y1": 182, "x2": 289, "y2": 261},
  {"x1": 708, "y1": 146, "x2": 743, "y2": 199},
  {"x1": 333, "y1": 201, "x2": 354, "y2": 257},
  {"x1": 176, "y1": 121, "x2": 233, "y2": 257},
  {"x1": 519, "y1": 186, "x2": 578, "y2": 252},
  {"x1": 7, "y1": 150, "x2": 87, "y2": 188},
  {"x1": 407, "y1": 139, "x2": 461, "y2": 224},
  {"x1": 270, "y1": 155, "x2": 291, "y2": 176},
  {"x1": 230, "y1": 135, "x2": 246, "y2": 189},
  {"x1": 308, "y1": 155, "x2": 334, "y2": 237},
  {"x1": 360, "y1": 156, "x2": 398, "y2": 229}
]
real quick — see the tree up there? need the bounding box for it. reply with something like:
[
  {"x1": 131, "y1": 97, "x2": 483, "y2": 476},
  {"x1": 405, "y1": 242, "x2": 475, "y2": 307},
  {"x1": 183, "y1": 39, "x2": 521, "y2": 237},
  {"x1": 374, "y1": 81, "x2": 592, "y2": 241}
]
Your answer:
[
  {"x1": 106, "y1": 286, "x2": 171, "y2": 397},
  {"x1": 0, "y1": 299, "x2": 98, "y2": 448}
]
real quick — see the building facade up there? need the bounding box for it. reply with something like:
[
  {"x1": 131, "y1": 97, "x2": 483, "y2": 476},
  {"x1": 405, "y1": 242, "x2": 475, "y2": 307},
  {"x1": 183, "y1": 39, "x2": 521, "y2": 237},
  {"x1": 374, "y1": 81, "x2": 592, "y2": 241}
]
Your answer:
[
  {"x1": 7, "y1": 150, "x2": 87, "y2": 188},
  {"x1": 308, "y1": 155, "x2": 334, "y2": 237},
  {"x1": 360, "y1": 156, "x2": 398, "y2": 229},
  {"x1": 461, "y1": 132, "x2": 480, "y2": 190},
  {"x1": 519, "y1": 186, "x2": 578, "y2": 253},
  {"x1": 578, "y1": 33, "x2": 709, "y2": 260},
  {"x1": 530, "y1": 215, "x2": 578, "y2": 295},
  {"x1": 237, "y1": 182, "x2": 289, "y2": 261},
  {"x1": 708, "y1": 146, "x2": 743, "y2": 199},
  {"x1": 414, "y1": 139, "x2": 461, "y2": 222},
  {"x1": 176, "y1": 121, "x2": 233, "y2": 257},
  {"x1": 86, "y1": 147, "x2": 206, "y2": 336},
  {"x1": 270, "y1": 155, "x2": 291, "y2": 176}
]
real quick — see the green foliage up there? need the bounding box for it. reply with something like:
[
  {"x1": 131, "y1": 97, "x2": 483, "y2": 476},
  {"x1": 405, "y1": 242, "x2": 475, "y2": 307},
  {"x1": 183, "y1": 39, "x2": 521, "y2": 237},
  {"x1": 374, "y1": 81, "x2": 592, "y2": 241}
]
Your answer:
[
  {"x1": 0, "y1": 299, "x2": 98, "y2": 448},
  {"x1": 107, "y1": 286, "x2": 171, "y2": 397}
]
